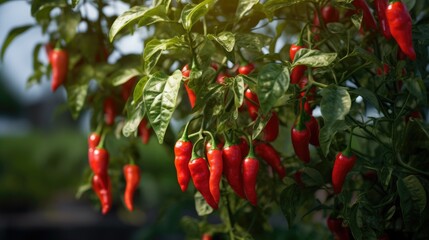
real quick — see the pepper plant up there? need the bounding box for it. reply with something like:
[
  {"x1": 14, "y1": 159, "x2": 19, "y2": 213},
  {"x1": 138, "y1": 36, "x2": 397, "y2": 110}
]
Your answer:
[{"x1": 2, "y1": 0, "x2": 429, "y2": 239}]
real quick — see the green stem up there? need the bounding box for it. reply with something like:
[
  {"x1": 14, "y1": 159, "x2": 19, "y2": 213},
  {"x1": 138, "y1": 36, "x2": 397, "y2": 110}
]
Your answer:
[{"x1": 396, "y1": 153, "x2": 429, "y2": 177}]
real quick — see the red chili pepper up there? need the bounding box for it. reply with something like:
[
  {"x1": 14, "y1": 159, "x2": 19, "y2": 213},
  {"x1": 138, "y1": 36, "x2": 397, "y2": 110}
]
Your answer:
[
  {"x1": 289, "y1": 44, "x2": 306, "y2": 85},
  {"x1": 352, "y1": 0, "x2": 378, "y2": 31},
  {"x1": 138, "y1": 118, "x2": 151, "y2": 144},
  {"x1": 50, "y1": 48, "x2": 69, "y2": 92},
  {"x1": 174, "y1": 124, "x2": 192, "y2": 192},
  {"x1": 244, "y1": 89, "x2": 259, "y2": 120},
  {"x1": 90, "y1": 148, "x2": 109, "y2": 177},
  {"x1": 103, "y1": 97, "x2": 116, "y2": 126},
  {"x1": 216, "y1": 72, "x2": 229, "y2": 85},
  {"x1": 238, "y1": 137, "x2": 249, "y2": 157},
  {"x1": 291, "y1": 121, "x2": 311, "y2": 163},
  {"x1": 206, "y1": 136, "x2": 223, "y2": 204},
  {"x1": 254, "y1": 140, "x2": 286, "y2": 179},
  {"x1": 202, "y1": 233, "x2": 213, "y2": 240},
  {"x1": 242, "y1": 142, "x2": 259, "y2": 206},
  {"x1": 332, "y1": 150, "x2": 357, "y2": 194},
  {"x1": 121, "y1": 77, "x2": 137, "y2": 101},
  {"x1": 375, "y1": 0, "x2": 392, "y2": 39},
  {"x1": 305, "y1": 116, "x2": 320, "y2": 147},
  {"x1": 189, "y1": 155, "x2": 218, "y2": 209},
  {"x1": 123, "y1": 164, "x2": 141, "y2": 211},
  {"x1": 237, "y1": 62, "x2": 255, "y2": 75},
  {"x1": 313, "y1": 5, "x2": 340, "y2": 26},
  {"x1": 182, "y1": 65, "x2": 196, "y2": 108},
  {"x1": 45, "y1": 42, "x2": 54, "y2": 63},
  {"x1": 92, "y1": 174, "x2": 112, "y2": 215},
  {"x1": 386, "y1": 1, "x2": 416, "y2": 60},
  {"x1": 327, "y1": 215, "x2": 350, "y2": 240},
  {"x1": 88, "y1": 132, "x2": 101, "y2": 149},
  {"x1": 262, "y1": 111, "x2": 279, "y2": 142},
  {"x1": 222, "y1": 139, "x2": 246, "y2": 198}
]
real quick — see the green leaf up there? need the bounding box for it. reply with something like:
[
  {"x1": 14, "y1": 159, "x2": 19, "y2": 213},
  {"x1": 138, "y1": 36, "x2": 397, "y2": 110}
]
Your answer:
[
  {"x1": 320, "y1": 85, "x2": 351, "y2": 124},
  {"x1": 236, "y1": 0, "x2": 259, "y2": 22},
  {"x1": 349, "y1": 204, "x2": 363, "y2": 240},
  {"x1": 235, "y1": 32, "x2": 271, "y2": 50},
  {"x1": 194, "y1": 191, "x2": 214, "y2": 216},
  {"x1": 110, "y1": 68, "x2": 141, "y2": 86},
  {"x1": 257, "y1": 63, "x2": 290, "y2": 115},
  {"x1": 137, "y1": 4, "x2": 169, "y2": 26},
  {"x1": 1, "y1": 24, "x2": 34, "y2": 61},
  {"x1": 264, "y1": 0, "x2": 308, "y2": 15},
  {"x1": 143, "y1": 70, "x2": 182, "y2": 143},
  {"x1": 59, "y1": 9, "x2": 81, "y2": 43},
  {"x1": 397, "y1": 175, "x2": 427, "y2": 231},
  {"x1": 207, "y1": 32, "x2": 235, "y2": 52},
  {"x1": 293, "y1": 49, "x2": 337, "y2": 67},
  {"x1": 109, "y1": 6, "x2": 148, "y2": 42},
  {"x1": 143, "y1": 36, "x2": 186, "y2": 73},
  {"x1": 181, "y1": 0, "x2": 215, "y2": 32},
  {"x1": 232, "y1": 75, "x2": 245, "y2": 110},
  {"x1": 319, "y1": 120, "x2": 348, "y2": 156},
  {"x1": 71, "y1": 0, "x2": 80, "y2": 7},
  {"x1": 65, "y1": 66, "x2": 92, "y2": 119},
  {"x1": 252, "y1": 112, "x2": 272, "y2": 139},
  {"x1": 31, "y1": 0, "x2": 65, "y2": 16},
  {"x1": 280, "y1": 184, "x2": 301, "y2": 226},
  {"x1": 301, "y1": 168, "x2": 324, "y2": 187},
  {"x1": 122, "y1": 101, "x2": 145, "y2": 137},
  {"x1": 351, "y1": 87, "x2": 380, "y2": 111},
  {"x1": 75, "y1": 183, "x2": 91, "y2": 199},
  {"x1": 133, "y1": 76, "x2": 149, "y2": 102}
]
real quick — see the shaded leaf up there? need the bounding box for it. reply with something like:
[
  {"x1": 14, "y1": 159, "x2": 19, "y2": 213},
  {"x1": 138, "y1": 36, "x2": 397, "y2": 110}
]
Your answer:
[
  {"x1": 1, "y1": 24, "x2": 34, "y2": 61},
  {"x1": 320, "y1": 85, "x2": 351, "y2": 124}
]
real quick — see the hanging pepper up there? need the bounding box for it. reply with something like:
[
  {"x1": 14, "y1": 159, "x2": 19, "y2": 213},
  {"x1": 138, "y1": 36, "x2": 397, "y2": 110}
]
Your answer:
[
  {"x1": 92, "y1": 174, "x2": 112, "y2": 215},
  {"x1": 50, "y1": 47, "x2": 69, "y2": 92},
  {"x1": 242, "y1": 139, "x2": 259, "y2": 206},
  {"x1": 182, "y1": 64, "x2": 197, "y2": 108},
  {"x1": 205, "y1": 133, "x2": 223, "y2": 204},
  {"x1": 90, "y1": 148, "x2": 109, "y2": 178},
  {"x1": 88, "y1": 132, "x2": 101, "y2": 149},
  {"x1": 327, "y1": 215, "x2": 350, "y2": 240},
  {"x1": 174, "y1": 123, "x2": 192, "y2": 192},
  {"x1": 237, "y1": 62, "x2": 255, "y2": 75},
  {"x1": 375, "y1": 0, "x2": 392, "y2": 39},
  {"x1": 103, "y1": 97, "x2": 116, "y2": 126},
  {"x1": 123, "y1": 164, "x2": 141, "y2": 211},
  {"x1": 313, "y1": 4, "x2": 340, "y2": 26},
  {"x1": 306, "y1": 116, "x2": 320, "y2": 147},
  {"x1": 254, "y1": 140, "x2": 286, "y2": 179},
  {"x1": 352, "y1": 0, "x2": 378, "y2": 31},
  {"x1": 188, "y1": 140, "x2": 218, "y2": 209},
  {"x1": 222, "y1": 138, "x2": 246, "y2": 198},
  {"x1": 238, "y1": 137, "x2": 249, "y2": 157},
  {"x1": 291, "y1": 100, "x2": 311, "y2": 163},
  {"x1": 386, "y1": 1, "x2": 416, "y2": 60},
  {"x1": 262, "y1": 112, "x2": 280, "y2": 142},
  {"x1": 332, "y1": 144, "x2": 357, "y2": 194},
  {"x1": 121, "y1": 77, "x2": 137, "y2": 101},
  {"x1": 202, "y1": 233, "x2": 213, "y2": 240},
  {"x1": 244, "y1": 89, "x2": 259, "y2": 120},
  {"x1": 138, "y1": 118, "x2": 151, "y2": 144},
  {"x1": 290, "y1": 44, "x2": 307, "y2": 85}
]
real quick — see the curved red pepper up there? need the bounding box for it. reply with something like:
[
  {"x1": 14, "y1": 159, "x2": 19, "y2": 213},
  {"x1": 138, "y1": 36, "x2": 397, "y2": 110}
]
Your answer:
[
  {"x1": 291, "y1": 122, "x2": 311, "y2": 163},
  {"x1": 254, "y1": 141, "x2": 286, "y2": 179},
  {"x1": 174, "y1": 133, "x2": 192, "y2": 192},
  {"x1": 242, "y1": 145, "x2": 259, "y2": 206},
  {"x1": 332, "y1": 151, "x2": 357, "y2": 194},
  {"x1": 244, "y1": 89, "x2": 259, "y2": 120},
  {"x1": 138, "y1": 118, "x2": 151, "y2": 144},
  {"x1": 121, "y1": 77, "x2": 137, "y2": 101},
  {"x1": 222, "y1": 141, "x2": 246, "y2": 198},
  {"x1": 92, "y1": 174, "x2": 111, "y2": 215},
  {"x1": 103, "y1": 97, "x2": 116, "y2": 126},
  {"x1": 352, "y1": 0, "x2": 378, "y2": 31},
  {"x1": 290, "y1": 44, "x2": 306, "y2": 85},
  {"x1": 123, "y1": 164, "x2": 141, "y2": 211},
  {"x1": 305, "y1": 116, "x2": 320, "y2": 147},
  {"x1": 262, "y1": 112, "x2": 279, "y2": 142},
  {"x1": 375, "y1": 0, "x2": 392, "y2": 39},
  {"x1": 386, "y1": 1, "x2": 416, "y2": 60},
  {"x1": 189, "y1": 156, "x2": 218, "y2": 209},
  {"x1": 50, "y1": 48, "x2": 69, "y2": 92},
  {"x1": 206, "y1": 139, "x2": 223, "y2": 204},
  {"x1": 182, "y1": 65, "x2": 196, "y2": 108}
]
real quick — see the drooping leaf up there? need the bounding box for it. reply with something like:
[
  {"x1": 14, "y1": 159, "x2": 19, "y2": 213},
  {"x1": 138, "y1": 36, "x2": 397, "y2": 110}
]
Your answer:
[
  {"x1": 194, "y1": 191, "x2": 214, "y2": 216},
  {"x1": 138, "y1": 4, "x2": 170, "y2": 26},
  {"x1": 65, "y1": 65, "x2": 93, "y2": 119},
  {"x1": 1, "y1": 24, "x2": 34, "y2": 61},
  {"x1": 280, "y1": 184, "x2": 301, "y2": 226},
  {"x1": 320, "y1": 85, "x2": 351, "y2": 124},
  {"x1": 301, "y1": 168, "x2": 324, "y2": 187},
  {"x1": 397, "y1": 175, "x2": 427, "y2": 231},
  {"x1": 293, "y1": 49, "x2": 337, "y2": 67},
  {"x1": 122, "y1": 101, "x2": 145, "y2": 137},
  {"x1": 207, "y1": 32, "x2": 235, "y2": 52},
  {"x1": 319, "y1": 120, "x2": 348, "y2": 156},
  {"x1": 109, "y1": 6, "x2": 148, "y2": 42},
  {"x1": 235, "y1": 0, "x2": 259, "y2": 22},
  {"x1": 257, "y1": 63, "x2": 290, "y2": 115},
  {"x1": 143, "y1": 36, "x2": 187, "y2": 73},
  {"x1": 133, "y1": 76, "x2": 149, "y2": 102},
  {"x1": 143, "y1": 70, "x2": 182, "y2": 143},
  {"x1": 180, "y1": 0, "x2": 215, "y2": 32}
]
